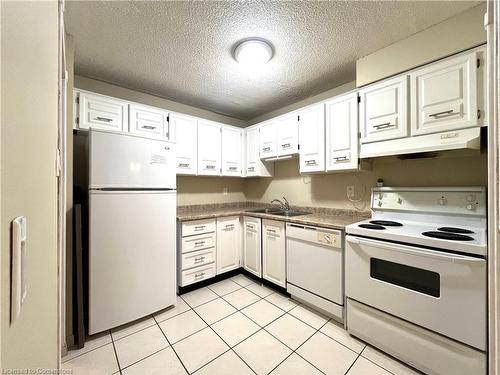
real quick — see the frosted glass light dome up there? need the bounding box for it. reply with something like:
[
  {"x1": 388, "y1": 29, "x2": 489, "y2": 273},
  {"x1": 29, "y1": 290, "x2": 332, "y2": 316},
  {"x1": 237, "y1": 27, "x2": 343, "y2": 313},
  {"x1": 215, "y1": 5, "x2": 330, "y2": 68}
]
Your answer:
[{"x1": 234, "y1": 39, "x2": 273, "y2": 66}]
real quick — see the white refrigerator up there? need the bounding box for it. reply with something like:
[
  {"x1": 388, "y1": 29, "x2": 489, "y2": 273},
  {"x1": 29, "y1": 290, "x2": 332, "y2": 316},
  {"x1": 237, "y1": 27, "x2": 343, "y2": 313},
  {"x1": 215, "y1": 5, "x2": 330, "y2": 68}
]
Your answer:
[{"x1": 88, "y1": 130, "x2": 176, "y2": 335}]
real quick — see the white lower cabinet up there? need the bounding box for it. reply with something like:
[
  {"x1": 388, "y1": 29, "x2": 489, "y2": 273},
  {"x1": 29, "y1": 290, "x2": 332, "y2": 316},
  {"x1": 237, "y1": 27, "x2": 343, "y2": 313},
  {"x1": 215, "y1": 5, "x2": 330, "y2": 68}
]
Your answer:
[
  {"x1": 180, "y1": 218, "x2": 217, "y2": 287},
  {"x1": 243, "y1": 216, "x2": 262, "y2": 278},
  {"x1": 216, "y1": 216, "x2": 241, "y2": 275},
  {"x1": 262, "y1": 219, "x2": 286, "y2": 287}
]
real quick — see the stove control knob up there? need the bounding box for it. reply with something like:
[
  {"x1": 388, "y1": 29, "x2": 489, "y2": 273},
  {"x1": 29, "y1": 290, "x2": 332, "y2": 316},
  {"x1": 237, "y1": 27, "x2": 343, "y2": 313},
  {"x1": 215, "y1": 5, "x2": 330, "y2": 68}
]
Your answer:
[
  {"x1": 466, "y1": 203, "x2": 476, "y2": 211},
  {"x1": 466, "y1": 194, "x2": 475, "y2": 202},
  {"x1": 397, "y1": 198, "x2": 403, "y2": 204},
  {"x1": 378, "y1": 201, "x2": 383, "y2": 207},
  {"x1": 438, "y1": 197, "x2": 447, "y2": 206},
  {"x1": 378, "y1": 193, "x2": 383, "y2": 199}
]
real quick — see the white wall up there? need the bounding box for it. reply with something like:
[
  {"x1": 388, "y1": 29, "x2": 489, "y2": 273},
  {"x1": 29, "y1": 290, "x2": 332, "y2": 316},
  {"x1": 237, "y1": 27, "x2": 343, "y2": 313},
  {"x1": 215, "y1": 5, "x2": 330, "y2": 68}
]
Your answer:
[{"x1": 1, "y1": 1, "x2": 59, "y2": 369}]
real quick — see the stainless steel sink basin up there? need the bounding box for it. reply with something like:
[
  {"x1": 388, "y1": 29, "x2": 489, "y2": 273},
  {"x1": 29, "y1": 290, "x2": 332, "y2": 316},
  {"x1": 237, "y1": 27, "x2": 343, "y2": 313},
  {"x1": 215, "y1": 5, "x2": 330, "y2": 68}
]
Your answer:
[
  {"x1": 246, "y1": 208, "x2": 283, "y2": 214},
  {"x1": 271, "y1": 210, "x2": 310, "y2": 217}
]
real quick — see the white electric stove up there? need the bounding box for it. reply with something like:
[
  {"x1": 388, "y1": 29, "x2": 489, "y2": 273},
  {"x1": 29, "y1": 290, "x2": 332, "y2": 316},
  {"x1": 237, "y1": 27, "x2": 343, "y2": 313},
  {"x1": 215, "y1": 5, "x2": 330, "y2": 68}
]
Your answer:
[{"x1": 345, "y1": 187, "x2": 487, "y2": 375}]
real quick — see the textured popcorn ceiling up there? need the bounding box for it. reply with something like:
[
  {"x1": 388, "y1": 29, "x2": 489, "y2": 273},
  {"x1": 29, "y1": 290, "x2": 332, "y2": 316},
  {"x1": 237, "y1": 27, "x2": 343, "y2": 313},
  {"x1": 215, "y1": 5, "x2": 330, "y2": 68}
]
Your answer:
[{"x1": 66, "y1": 1, "x2": 479, "y2": 121}]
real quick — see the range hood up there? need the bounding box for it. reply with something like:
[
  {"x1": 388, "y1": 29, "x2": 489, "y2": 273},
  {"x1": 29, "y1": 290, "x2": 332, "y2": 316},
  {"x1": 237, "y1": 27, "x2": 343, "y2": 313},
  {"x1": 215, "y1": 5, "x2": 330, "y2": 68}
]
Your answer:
[{"x1": 360, "y1": 127, "x2": 482, "y2": 159}]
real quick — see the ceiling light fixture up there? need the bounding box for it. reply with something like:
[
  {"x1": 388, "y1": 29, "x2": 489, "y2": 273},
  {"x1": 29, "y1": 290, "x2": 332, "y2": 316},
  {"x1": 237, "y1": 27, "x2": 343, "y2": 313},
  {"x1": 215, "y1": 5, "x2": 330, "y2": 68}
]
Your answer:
[{"x1": 234, "y1": 38, "x2": 273, "y2": 66}]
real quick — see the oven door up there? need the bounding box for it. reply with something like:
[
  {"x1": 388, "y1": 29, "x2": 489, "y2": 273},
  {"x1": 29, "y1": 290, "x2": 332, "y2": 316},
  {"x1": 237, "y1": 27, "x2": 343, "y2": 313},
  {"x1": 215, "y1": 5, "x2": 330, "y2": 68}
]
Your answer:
[{"x1": 345, "y1": 235, "x2": 486, "y2": 350}]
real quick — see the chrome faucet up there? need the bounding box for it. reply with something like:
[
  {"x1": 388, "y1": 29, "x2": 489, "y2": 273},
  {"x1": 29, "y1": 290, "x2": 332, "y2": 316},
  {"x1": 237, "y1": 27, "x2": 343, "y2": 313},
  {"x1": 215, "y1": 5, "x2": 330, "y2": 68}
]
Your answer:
[{"x1": 271, "y1": 197, "x2": 290, "y2": 211}]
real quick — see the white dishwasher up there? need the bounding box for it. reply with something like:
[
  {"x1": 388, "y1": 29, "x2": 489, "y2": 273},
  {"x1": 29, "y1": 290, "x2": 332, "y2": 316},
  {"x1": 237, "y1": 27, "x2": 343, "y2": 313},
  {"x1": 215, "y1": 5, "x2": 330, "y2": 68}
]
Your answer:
[{"x1": 286, "y1": 223, "x2": 344, "y2": 322}]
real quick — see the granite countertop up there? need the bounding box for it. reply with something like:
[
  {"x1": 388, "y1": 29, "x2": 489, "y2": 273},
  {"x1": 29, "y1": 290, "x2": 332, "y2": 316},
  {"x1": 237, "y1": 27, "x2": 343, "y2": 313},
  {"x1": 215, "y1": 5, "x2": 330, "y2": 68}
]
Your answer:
[{"x1": 177, "y1": 202, "x2": 370, "y2": 230}]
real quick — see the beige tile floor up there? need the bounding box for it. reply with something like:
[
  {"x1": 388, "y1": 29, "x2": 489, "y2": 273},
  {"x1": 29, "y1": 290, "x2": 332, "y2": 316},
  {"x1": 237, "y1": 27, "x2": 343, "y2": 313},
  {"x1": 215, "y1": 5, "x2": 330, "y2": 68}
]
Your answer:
[{"x1": 62, "y1": 274, "x2": 420, "y2": 375}]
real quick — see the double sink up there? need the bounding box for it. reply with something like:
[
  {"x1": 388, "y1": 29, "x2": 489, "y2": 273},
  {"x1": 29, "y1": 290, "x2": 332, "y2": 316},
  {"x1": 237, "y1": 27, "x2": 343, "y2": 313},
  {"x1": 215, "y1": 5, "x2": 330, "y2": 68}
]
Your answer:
[{"x1": 245, "y1": 207, "x2": 310, "y2": 217}]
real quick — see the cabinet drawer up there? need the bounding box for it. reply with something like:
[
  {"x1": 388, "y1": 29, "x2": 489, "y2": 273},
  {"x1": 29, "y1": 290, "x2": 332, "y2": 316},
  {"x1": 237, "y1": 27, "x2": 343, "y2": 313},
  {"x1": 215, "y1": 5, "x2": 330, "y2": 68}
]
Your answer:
[
  {"x1": 182, "y1": 219, "x2": 216, "y2": 237},
  {"x1": 181, "y1": 263, "x2": 216, "y2": 286},
  {"x1": 181, "y1": 232, "x2": 216, "y2": 254},
  {"x1": 181, "y1": 247, "x2": 216, "y2": 270}
]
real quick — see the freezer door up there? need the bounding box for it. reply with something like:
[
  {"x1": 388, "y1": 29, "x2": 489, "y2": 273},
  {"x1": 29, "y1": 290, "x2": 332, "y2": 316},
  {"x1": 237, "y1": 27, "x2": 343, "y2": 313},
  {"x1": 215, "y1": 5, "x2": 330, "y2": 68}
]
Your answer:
[
  {"x1": 88, "y1": 190, "x2": 176, "y2": 334},
  {"x1": 89, "y1": 129, "x2": 176, "y2": 189}
]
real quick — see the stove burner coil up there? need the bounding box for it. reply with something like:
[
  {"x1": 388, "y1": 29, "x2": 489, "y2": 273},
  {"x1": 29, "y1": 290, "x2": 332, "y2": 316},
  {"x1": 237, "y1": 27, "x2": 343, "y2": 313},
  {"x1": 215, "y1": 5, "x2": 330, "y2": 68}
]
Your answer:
[
  {"x1": 359, "y1": 223, "x2": 386, "y2": 230},
  {"x1": 437, "y1": 227, "x2": 474, "y2": 234},
  {"x1": 370, "y1": 220, "x2": 403, "y2": 227},
  {"x1": 422, "y1": 231, "x2": 474, "y2": 241}
]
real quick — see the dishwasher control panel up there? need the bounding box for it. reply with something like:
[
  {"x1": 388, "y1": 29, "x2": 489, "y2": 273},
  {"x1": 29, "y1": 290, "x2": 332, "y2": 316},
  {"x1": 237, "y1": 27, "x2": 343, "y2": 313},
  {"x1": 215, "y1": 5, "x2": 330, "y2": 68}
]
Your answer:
[{"x1": 317, "y1": 231, "x2": 341, "y2": 248}]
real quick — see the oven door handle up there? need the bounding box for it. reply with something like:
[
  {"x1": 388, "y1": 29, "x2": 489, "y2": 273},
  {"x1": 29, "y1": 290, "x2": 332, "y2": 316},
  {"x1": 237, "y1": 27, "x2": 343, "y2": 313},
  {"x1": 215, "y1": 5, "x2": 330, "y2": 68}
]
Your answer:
[{"x1": 346, "y1": 236, "x2": 484, "y2": 265}]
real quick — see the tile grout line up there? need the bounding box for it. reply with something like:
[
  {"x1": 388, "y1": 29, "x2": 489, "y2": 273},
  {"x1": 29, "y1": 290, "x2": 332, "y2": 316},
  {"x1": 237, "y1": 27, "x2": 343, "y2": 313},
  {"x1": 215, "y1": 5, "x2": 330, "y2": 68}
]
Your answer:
[
  {"x1": 343, "y1": 345, "x2": 365, "y2": 375},
  {"x1": 152, "y1": 313, "x2": 191, "y2": 375},
  {"x1": 109, "y1": 329, "x2": 123, "y2": 375}
]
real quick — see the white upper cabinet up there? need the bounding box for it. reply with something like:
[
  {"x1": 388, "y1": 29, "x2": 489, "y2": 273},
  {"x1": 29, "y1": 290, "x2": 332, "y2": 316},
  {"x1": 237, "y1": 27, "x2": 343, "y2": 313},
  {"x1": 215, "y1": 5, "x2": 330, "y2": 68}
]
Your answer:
[
  {"x1": 173, "y1": 113, "x2": 197, "y2": 175},
  {"x1": 359, "y1": 75, "x2": 409, "y2": 143},
  {"x1": 276, "y1": 112, "x2": 299, "y2": 156},
  {"x1": 298, "y1": 104, "x2": 325, "y2": 173},
  {"x1": 216, "y1": 216, "x2": 241, "y2": 275},
  {"x1": 129, "y1": 103, "x2": 168, "y2": 139},
  {"x1": 221, "y1": 125, "x2": 242, "y2": 177},
  {"x1": 197, "y1": 120, "x2": 221, "y2": 176},
  {"x1": 77, "y1": 91, "x2": 128, "y2": 132},
  {"x1": 259, "y1": 121, "x2": 278, "y2": 158},
  {"x1": 246, "y1": 126, "x2": 273, "y2": 177},
  {"x1": 411, "y1": 51, "x2": 478, "y2": 136},
  {"x1": 326, "y1": 92, "x2": 359, "y2": 171}
]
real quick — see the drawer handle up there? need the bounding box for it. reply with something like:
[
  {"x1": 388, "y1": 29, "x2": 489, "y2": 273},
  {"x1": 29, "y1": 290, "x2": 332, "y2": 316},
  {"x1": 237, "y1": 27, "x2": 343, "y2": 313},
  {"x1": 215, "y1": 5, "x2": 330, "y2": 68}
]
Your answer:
[
  {"x1": 282, "y1": 143, "x2": 291, "y2": 148},
  {"x1": 263, "y1": 146, "x2": 271, "y2": 152},
  {"x1": 373, "y1": 122, "x2": 395, "y2": 130},
  {"x1": 267, "y1": 228, "x2": 276, "y2": 233},
  {"x1": 95, "y1": 116, "x2": 112, "y2": 122},
  {"x1": 178, "y1": 163, "x2": 190, "y2": 168},
  {"x1": 194, "y1": 256, "x2": 206, "y2": 263},
  {"x1": 194, "y1": 272, "x2": 205, "y2": 278},
  {"x1": 206, "y1": 165, "x2": 215, "y2": 169},
  {"x1": 248, "y1": 166, "x2": 255, "y2": 171},
  {"x1": 334, "y1": 156, "x2": 349, "y2": 162},
  {"x1": 228, "y1": 166, "x2": 237, "y2": 171},
  {"x1": 429, "y1": 109, "x2": 457, "y2": 118},
  {"x1": 225, "y1": 224, "x2": 235, "y2": 230},
  {"x1": 194, "y1": 241, "x2": 205, "y2": 247},
  {"x1": 305, "y1": 160, "x2": 317, "y2": 165},
  {"x1": 194, "y1": 226, "x2": 205, "y2": 231}
]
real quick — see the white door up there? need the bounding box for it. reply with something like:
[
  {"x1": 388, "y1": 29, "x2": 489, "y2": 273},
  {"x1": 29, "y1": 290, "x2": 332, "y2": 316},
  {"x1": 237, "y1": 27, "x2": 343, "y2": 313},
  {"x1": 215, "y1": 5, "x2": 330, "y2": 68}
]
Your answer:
[
  {"x1": 129, "y1": 103, "x2": 166, "y2": 139},
  {"x1": 360, "y1": 75, "x2": 409, "y2": 143},
  {"x1": 277, "y1": 112, "x2": 299, "y2": 156},
  {"x1": 259, "y1": 121, "x2": 277, "y2": 158},
  {"x1": 197, "y1": 120, "x2": 221, "y2": 176},
  {"x1": 326, "y1": 92, "x2": 359, "y2": 171},
  {"x1": 173, "y1": 113, "x2": 197, "y2": 175},
  {"x1": 78, "y1": 91, "x2": 128, "y2": 131},
  {"x1": 299, "y1": 103, "x2": 325, "y2": 173},
  {"x1": 243, "y1": 216, "x2": 262, "y2": 277},
  {"x1": 89, "y1": 130, "x2": 176, "y2": 189},
  {"x1": 246, "y1": 127, "x2": 273, "y2": 177},
  {"x1": 262, "y1": 219, "x2": 286, "y2": 287},
  {"x1": 89, "y1": 190, "x2": 177, "y2": 334},
  {"x1": 221, "y1": 125, "x2": 242, "y2": 177},
  {"x1": 411, "y1": 51, "x2": 479, "y2": 136},
  {"x1": 216, "y1": 216, "x2": 241, "y2": 274}
]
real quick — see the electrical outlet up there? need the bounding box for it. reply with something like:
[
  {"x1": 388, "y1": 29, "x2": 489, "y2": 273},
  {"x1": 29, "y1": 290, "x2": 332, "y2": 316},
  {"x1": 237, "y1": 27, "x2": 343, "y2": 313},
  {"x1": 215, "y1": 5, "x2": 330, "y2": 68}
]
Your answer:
[
  {"x1": 223, "y1": 187, "x2": 228, "y2": 195},
  {"x1": 347, "y1": 185, "x2": 355, "y2": 198}
]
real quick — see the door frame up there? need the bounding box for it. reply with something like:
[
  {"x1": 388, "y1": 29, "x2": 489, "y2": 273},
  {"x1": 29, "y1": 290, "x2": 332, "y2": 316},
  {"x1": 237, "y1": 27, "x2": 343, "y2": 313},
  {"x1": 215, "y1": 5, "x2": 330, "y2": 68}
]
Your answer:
[{"x1": 486, "y1": 1, "x2": 499, "y2": 373}]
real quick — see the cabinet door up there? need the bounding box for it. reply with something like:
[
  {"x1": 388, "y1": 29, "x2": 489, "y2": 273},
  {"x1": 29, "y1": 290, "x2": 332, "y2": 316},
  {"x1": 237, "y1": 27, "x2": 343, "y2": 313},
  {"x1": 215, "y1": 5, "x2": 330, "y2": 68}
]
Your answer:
[
  {"x1": 174, "y1": 114, "x2": 197, "y2": 175},
  {"x1": 262, "y1": 219, "x2": 286, "y2": 287},
  {"x1": 221, "y1": 126, "x2": 242, "y2": 177},
  {"x1": 129, "y1": 104, "x2": 166, "y2": 139},
  {"x1": 216, "y1": 216, "x2": 241, "y2": 275},
  {"x1": 78, "y1": 91, "x2": 128, "y2": 131},
  {"x1": 259, "y1": 122, "x2": 277, "y2": 158},
  {"x1": 326, "y1": 92, "x2": 359, "y2": 171},
  {"x1": 359, "y1": 75, "x2": 409, "y2": 143},
  {"x1": 411, "y1": 51, "x2": 478, "y2": 136},
  {"x1": 243, "y1": 216, "x2": 262, "y2": 278},
  {"x1": 246, "y1": 127, "x2": 273, "y2": 177},
  {"x1": 197, "y1": 120, "x2": 221, "y2": 176},
  {"x1": 277, "y1": 112, "x2": 299, "y2": 156},
  {"x1": 299, "y1": 104, "x2": 325, "y2": 173}
]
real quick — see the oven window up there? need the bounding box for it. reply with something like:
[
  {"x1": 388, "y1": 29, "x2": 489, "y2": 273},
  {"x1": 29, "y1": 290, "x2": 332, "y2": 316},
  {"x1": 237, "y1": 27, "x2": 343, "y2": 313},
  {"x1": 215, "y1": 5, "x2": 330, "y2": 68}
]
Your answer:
[{"x1": 370, "y1": 258, "x2": 440, "y2": 297}]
